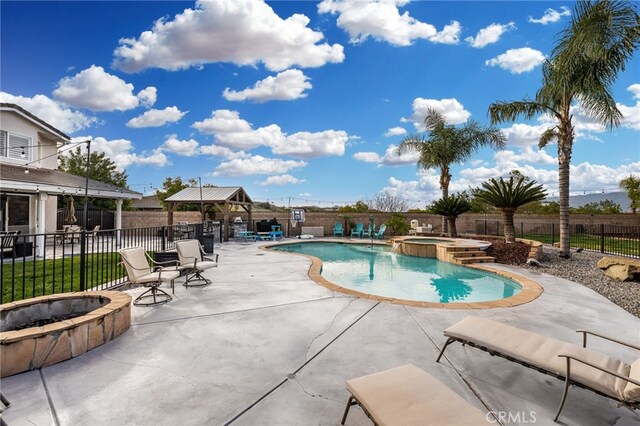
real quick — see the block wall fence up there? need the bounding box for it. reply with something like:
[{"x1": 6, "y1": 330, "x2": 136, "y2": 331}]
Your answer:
[{"x1": 121, "y1": 211, "x2": 640, "y2": 236}]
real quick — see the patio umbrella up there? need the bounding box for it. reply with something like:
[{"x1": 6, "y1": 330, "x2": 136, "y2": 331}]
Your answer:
[{"x1": 65, "y1": 196, "x2": 77, "y2": 224}]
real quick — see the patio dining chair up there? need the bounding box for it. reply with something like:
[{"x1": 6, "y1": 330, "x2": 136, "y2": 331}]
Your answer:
[
  {"x1": 0, "y1": 231, "x2": 19, "y2": 258},
  {"x1": 119, "y1": 247, "x2": 180, "y2": 306},
  {"x1": 175, "y1": 239, "x2": 219, "y2": 287}
]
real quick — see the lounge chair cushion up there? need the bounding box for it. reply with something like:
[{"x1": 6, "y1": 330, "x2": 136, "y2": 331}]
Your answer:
[
  {"x1": 444, "y1": 316, "x2": 631, "y2": 400},
  {"x1": 346, "y1": 364, "x2": 489, "y2": 425},
  {"x1": 625, "y1": 358, "x2": 640, "y2": 401},
  {"x1": 135, "y1": 269, "x2": 180, "y2": 285},
  {"x1": 176, "y1": 240, "x2": 218, "y2": 270}
]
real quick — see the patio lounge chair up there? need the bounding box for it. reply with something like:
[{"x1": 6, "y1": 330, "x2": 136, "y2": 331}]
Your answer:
[
  {"x1": 373, "y1": 224, "x2": 387, "y2": 239},
  {"x1": 333, "y1": 222, "x2": 344, "y2": 237},
  {"x1": 175, "y1": 239, "x2": 219, "y2": 287},
  {"x1": 350, "y1": 223, "x2": 363, "y2": 238},
  {"x1": 119, "y1": 247, "x2": 180, "y2": 306},
  {"x1": 341, "y1": 364, "x2": 489, "y2": 425},
  {"x1": 436, "y1": 316, "x2": 640, "y2": 422},
  {"x1": 0, "y1": 231, "x2": 19, "y2": 258}
]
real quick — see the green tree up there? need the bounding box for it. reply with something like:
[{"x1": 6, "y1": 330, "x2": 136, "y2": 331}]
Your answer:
[
  {"x1": 619, "y1": 175, "x2": 640, "y2": 213},
  {"x1": 59, "y1": 146, "x2": 129, "y2": 210},
  {"x1": 520, "y1": 200, "x2": 560, "y2": 214},
  {"x1": 398, "y1": 108, "x2": 505, "y2": 232},
  {"x1": 473, "y1": 176, "x2": 547, "y2": 243},
  {"x1": 156, "y1": 177, "x2": 194, "y2": 211},
  {"x1": 338, "y1": 200, "x2": 370, "y2": 213},
  {"x1": 427, "y1": 193, "x2": 472, "y2": 238},
  {"x1": 571, "y1": 200, "x2": 622, "y2": 214},
  {"x1": 488, "y1": 1, "x2": 640, "y2": 256}
]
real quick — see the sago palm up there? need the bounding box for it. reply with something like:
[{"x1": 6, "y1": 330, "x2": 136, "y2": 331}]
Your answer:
[
  {"x1": 488, "y1": 0, "x2": 640, "y2": 257},
  {"x1": 473, "y1": 176, "x2": 547, "y2": 243},
  {"x1": 428, "y1": 193, "x2": 472, "y2": 238},
  {"x1": 398, "y1": 109, "x2": 505, "y2": 232}
]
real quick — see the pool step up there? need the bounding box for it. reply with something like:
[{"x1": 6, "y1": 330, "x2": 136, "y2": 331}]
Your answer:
[
  {"x1": 452, "y1": 256, "x2": 496, "y2": 265},
  {"x1": 449, "y1": 250, "x2": 489, "y2": 258}
]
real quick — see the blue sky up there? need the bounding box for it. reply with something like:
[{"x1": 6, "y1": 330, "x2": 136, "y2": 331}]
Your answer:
[{"x1": 2, "y1": 0, "x2": 639, "y2": 208}]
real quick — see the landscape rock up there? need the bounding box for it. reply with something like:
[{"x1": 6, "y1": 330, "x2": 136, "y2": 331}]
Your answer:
[
  {"x1": 596, "y1": 257, "x2": 640, "y2": 282},
  {"x1": 526, "y1": 258, "x2": 540, "y2": 267}
]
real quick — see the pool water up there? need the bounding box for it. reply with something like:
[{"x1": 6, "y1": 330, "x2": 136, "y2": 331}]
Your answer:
[{"x1": 271, "y1": 242, "x2": 521, "y2": 304}]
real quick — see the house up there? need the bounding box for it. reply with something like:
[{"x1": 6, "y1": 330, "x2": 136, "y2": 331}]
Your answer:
[
  {"x1": 131, "y1": 194, "x2": 163, "y2": 211},
  {"x1": 0, "y1": 103, "x2": 142, "y2": 256}
]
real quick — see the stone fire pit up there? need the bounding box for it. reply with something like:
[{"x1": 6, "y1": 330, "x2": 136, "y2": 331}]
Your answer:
[{"x1": 0, "y1": 291, "x2": 131, "y2": 377}]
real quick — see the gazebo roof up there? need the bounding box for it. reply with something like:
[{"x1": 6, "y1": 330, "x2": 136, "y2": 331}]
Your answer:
[{"x1": 165, "y1": 186, "x2": 252, "y2": 205}]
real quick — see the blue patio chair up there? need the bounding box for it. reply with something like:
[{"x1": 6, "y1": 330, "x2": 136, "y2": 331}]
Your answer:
[
  {"x1": 333, "y1": 222, "x2": 344, "y2": 237},
  {"x1": 350, "y1": 223, "x2": 364, "y2": 238},
  {"x1": 374, "y1": 224, "x2": 387, "y2": 239},
  {"x1": 362, "y1": 224, "x2": 374, "y2": 239}
]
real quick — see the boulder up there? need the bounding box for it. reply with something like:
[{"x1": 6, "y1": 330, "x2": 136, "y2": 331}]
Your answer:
[{"x1": 596, "y1": 256, "x2": 640, "y2": 282}]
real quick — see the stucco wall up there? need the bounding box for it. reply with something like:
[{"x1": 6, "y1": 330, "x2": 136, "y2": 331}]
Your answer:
[{"x1": 0, "y1": 111, "x2": 59, "y2": 169}]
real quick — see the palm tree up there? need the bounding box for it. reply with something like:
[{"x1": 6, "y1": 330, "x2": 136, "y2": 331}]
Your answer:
[
  {"x1": 427, "y1": 193, "x2": 472, "y2": 238},
  {"x1": 398, "y1": 109, "x2": 505, "y2": 233},
  {"x1": 473, "y1": 176, "x2": 547, "y2": 243},
  {"x1": 489, "y1": 0, "x2": 640, "y2": 257},
  {"x1": 619, "y1": 175, "x2": 640, "y2": 214}
]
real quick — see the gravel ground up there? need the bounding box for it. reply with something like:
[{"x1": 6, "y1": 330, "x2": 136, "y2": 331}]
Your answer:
[{"x1": 520, "y1": 246, "x2": 640, "y2": 318}]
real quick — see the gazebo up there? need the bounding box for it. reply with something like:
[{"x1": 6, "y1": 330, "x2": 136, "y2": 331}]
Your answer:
[{"x1": 164, "y1": 187, "x2": 253, "y2": 241}]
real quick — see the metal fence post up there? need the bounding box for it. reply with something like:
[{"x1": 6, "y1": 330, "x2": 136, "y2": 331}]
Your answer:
[
  {"x1": 600, "y1": 224, "x2": 605, "y2": 253},
  {"x1": 161, "y1": 226, "x2": 167, "y2": 252}
]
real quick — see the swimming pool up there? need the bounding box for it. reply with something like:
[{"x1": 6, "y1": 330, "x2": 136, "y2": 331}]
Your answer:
[{"x1": 270, "y1": 242, "x2": 521, "y2": 304}]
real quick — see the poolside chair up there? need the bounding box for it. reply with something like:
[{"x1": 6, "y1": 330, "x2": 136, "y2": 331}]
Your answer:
[
  {"x1": 175, "y1": 239, "x2": 219, "y2": 287},
  {"x1": 333, "y1": 222, "x2": 344, "y2": 237},
  {"x1": 350, "y1": 223, "x2": 364, "y2": 238},
  {"x1": 373, "y1": 224, "x2": 387, "y2": 239},
  {"x1": 0, "y1": 231, "x2": 19, "y2": 258},
  {"x1": 361, "y1": 224, "x2": 374, "y2": 239},
  {"x1": 436, "y1": 316, "x2": 640, "y2": 422},
  {"x1": 341, "y1": 364, "x2": 489, "y2": 425},
  {"x1": 409, "y1": 220, "x2": 419, "y2": 235},
  {"x1": 119, "y1": 247, "x2": 180, "y2": 306}
]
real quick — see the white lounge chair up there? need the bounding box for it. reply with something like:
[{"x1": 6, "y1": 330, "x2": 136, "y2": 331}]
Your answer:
[
  {"x1": 119, "y1": 247, "x2": 180, "y2": 306},
  {"x1": 341, "y1": 364, "x2": 490, "y2": 425},
  {"x1": 437, "y1": 316, "x2": 640, "y2": 422},
  {"x1": 175, "y1": 239, "x2": 218, "y2": 287}
]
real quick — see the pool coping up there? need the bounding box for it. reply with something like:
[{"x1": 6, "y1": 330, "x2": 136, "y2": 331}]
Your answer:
[{"x1": 261, "y1": 238, "x2": 543, "y2": 309}]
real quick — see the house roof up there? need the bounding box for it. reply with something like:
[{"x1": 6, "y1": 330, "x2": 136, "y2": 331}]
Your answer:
[
  {"x1": 0, "y1": 103, "x2": 71, "y2": 142},
  {"x1": 0, "y1": 163, "x2": 142, "y2": 199},
  {"x1": 165, "y1": 186, "x2": 252, "y2": 205},
  {"x1": 131, "y1": 194, "x2": 163, "y2": 209}
]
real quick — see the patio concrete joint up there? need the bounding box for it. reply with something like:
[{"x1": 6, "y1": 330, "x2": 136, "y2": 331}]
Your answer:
[{"x1": 40, "y1": 369, "x2": 60, "y2": 426}]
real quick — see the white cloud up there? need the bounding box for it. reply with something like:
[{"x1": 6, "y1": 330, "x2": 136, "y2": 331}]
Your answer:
[
  {"x1": 405, "y1": 98, "x2": 471, "y2": 129},
  {"x1": 259, "y1": 174, "x2": 306, "y2": 186},
  {"x1": 353, "y1": 144, "x2": 419, "y2": 166},
  {"x1": 193, "y1": 109, "x2": 350, "y2": 158},
  {"x1": 70, "y1": 136, "x2": 169, "y2": 169},
  {"x1": 223, "y1": 69, "x2": 312, "y2": 102},
  {"x1": 485, "y1": 47, "x2": 545, "y2": 74},
  {"x1": 0, "y1": 92, "x2": 96, "y2": 134},
  {"x1": 465, "y1": 22, "x2": 515, "y2": 48},
  {"x1": 618, "y1": 102, "x2": 640, "y2": 131},
  {"x1": 353, "y1": 151, "x2": 381, "y2": 163},
  {"x1": 113, "y1": 0, "x2": 344, "y2": 73},
  {"x1": 500, "y1": 123, "x2": 550, "y2": 148},
  {"x1": 628, "y1": 84, "x2": 640, "y2": 99},
  {"x1": 528, "y1": 6, "x2": 571, "y2": 25},
  {"x1": 199, "y1": 144, "x2": 250, "y2": 160},
  {"x1": 384, "y1": 126, "x2": 407, "y2": 137},
  {"x1": 159, "y1": 135, "x2": 199, "y2": 157},
  {"x1": 137, "y1": 87, "x2": 157, "y2": 107},
  {"x1": 213, "y1": 155, "x2": 306, "y2": 177},
  {"x1": 126, "y1": 106, "x2": 186, "y2": 128},
  {"x1": 318, "y1": 0, "x2": 460, "y2": 46},
  {"x1": 494, "y1": 147, "x2": 557, "y2": 166},
  {"x1": 486, "y1": 47, "x2": 546, "y2": 74},
  {"x1": 53, "y1": 65, "x2": 154, "y2": 111}
]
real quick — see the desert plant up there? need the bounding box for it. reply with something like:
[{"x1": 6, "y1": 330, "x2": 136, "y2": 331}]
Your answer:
[
  {"x1": 489, "y1": 1, "x2": 640, "y2": 256},
  {"x1": 427, "y1": 194, "x2": 472, "y2": 237},
  {"x1": 386, "y1": 213, "x2": 410, "y2": 236},
  {"x1": 473, "y1": 176, "x2": 547, "y2": 243}
]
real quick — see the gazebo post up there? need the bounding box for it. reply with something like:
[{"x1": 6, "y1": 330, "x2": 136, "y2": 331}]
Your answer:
[
  {"x1": 248, "y1": 204, "x2": 253, "y2": 232},
  {"x1": 223, "y1": 201, "x2": 230, "y2": 242}
]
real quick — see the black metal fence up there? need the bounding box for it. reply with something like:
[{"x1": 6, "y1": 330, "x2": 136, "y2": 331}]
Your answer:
[
  {"x1": 474, "y1": 220, "x2": 640, "y2": 258},
  {"x1": 1, "y1": 221, "x2": 222, "y2": 303}
]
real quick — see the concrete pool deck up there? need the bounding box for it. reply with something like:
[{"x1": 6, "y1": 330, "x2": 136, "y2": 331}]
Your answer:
[{"x1": 1, "y1": 238, "x2": 639, "y2": 425}]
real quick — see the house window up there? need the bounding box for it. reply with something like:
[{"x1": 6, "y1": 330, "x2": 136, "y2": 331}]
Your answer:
[{"x1": 0, "y1": 130, "x2": 32, "y2": 161}]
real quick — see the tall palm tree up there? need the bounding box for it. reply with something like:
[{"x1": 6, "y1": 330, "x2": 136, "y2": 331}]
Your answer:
[
  {"x1": 428, "y1": 193, "x2": 472, "y2": 238},
  {"x1": 489, "y1": 0, "x2": 640, "y2": 257},
  {"x1": 398, "y1": 109, "x2": 505, "y2": 233},
  {"x1": 473, "y1": 176, "x2": 547, "y2": 243}
]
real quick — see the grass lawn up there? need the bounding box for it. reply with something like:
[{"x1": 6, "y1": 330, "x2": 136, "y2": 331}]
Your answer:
[
  {"x1": 1, "y1": 253, "x2": 125, "y2": 304},
  {"x1": 522, "y1": 234, "x2": 640, "y2": 257}
]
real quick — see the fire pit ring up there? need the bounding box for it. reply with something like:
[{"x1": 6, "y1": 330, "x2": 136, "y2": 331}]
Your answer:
[{"x1": 0, "y1": 291, "x2": 131, "y2": 377}]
